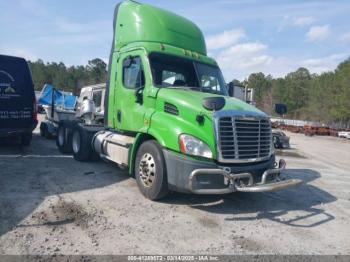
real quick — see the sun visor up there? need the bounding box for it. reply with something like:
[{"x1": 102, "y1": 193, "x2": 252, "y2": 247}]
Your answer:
[{"x1": 113, "y1": 1, "x2": 207, "y2": 55}]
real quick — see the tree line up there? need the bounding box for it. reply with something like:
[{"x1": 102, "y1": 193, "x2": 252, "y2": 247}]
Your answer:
[
  {"x1": 231, "y1": 58, "x2": 350, "y2": 127},
  {"x1": 28, "y1": 57, "x2": 350, "y2": 126},
  {"x1": 28, "y1": 58, "x2": 107, "y2": 95}
]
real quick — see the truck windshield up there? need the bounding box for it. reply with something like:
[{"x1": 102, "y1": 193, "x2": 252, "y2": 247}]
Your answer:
[{"x1": 149, "y1": 53, "x2": 228, "y2": 96}]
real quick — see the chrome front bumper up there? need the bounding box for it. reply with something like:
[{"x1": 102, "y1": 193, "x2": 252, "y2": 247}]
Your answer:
[{"x1": 189, "y1": 159, "x2": 302, "y2": 194}]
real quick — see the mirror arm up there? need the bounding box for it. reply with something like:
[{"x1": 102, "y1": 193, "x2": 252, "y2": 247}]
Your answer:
[{"x1": 135, "y1": 86, "x2": 144, "y2": 104}]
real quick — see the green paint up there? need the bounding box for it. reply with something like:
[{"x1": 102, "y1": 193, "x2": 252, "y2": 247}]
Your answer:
[
  {"x1": 114, "y1": 1, "x2": 207, "y2": 55},
  {"x1": 106, "y1": 1, "x2": 267, "y2": 172}
]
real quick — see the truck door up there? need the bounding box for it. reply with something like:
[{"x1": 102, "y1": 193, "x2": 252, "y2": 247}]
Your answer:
[{"x1": 115, "y1": 52, "x2": 147, "y2": 132}]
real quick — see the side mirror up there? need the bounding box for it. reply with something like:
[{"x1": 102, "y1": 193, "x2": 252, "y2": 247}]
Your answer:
[
  {"x1": 135, "y1": 71, "x2": 145, "y2": 104},
  {"x1": 135, "y1": 87, "x2": 144, "y2": 104},
  {"x1": 227, "y1": 83, "x2": 234, "y2": 97},
  {"x1": 227, "y1": 83, "x2": 247, "y2": 98},
  {"x1": 275, "y1": 103, "x2": 287, "y2": 115}
]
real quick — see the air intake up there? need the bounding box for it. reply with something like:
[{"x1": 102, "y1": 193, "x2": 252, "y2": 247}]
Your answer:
[{"x1": 164, "y1": 102, "x2": 179, "y2": 116}]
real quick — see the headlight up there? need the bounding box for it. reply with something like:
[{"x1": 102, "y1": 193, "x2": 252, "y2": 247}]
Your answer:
[{"x1": 178, "y1": 134, "x2": 213, "y2": 158}]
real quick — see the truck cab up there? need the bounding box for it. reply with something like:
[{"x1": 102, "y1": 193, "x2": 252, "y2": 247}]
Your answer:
[
  {"x1": 75, "y1": 83, "x2": 105, "y2": 124},
  {"x1": 70, "y1": 0, "x2": 302, "y2": 200}
]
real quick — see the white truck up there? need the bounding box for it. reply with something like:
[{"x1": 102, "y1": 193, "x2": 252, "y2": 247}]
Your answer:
[
  {"x1": 55, "y1": 83, "x2": 106, "y2": 154},
  {"x1": 39, "y1": 83, "x2": 106, "y2": 151}
]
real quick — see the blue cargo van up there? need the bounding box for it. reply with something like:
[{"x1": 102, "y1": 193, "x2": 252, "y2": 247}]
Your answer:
[{"x1": 0, "y1": 55, "x2": 38, "y2": 146}]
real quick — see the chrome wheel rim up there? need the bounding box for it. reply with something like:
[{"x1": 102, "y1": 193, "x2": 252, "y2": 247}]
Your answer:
[
  {"x1": 139, "y1": 153, "x2": 156, "y2": 187},
  {"x1": 58, "y1": 127, "x2": 65, "y2": 146},
  {"x1": 72, "y1": 131, "x2": 81, "y2": 154}
]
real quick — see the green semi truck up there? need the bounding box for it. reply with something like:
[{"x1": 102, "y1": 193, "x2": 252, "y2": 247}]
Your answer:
[{"x1": 59, "y1": 0, "x2": 302, "y2": 200}]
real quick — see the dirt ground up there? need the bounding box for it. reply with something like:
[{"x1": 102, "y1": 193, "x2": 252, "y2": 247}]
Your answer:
[{"x1": 0, "y1": 116, "x2": 350, "y2": 255}]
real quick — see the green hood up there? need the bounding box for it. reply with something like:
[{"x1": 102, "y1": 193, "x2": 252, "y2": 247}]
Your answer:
[
  {"x1": 157, "y1": 88, "x2": 266, "y2": 117},
  {"x1": 149, "y1": 88, "x2": 267, "y2": 157}
]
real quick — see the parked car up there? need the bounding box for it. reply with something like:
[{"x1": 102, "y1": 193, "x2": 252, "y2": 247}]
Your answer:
[
  {"x1": 272, "y1": 130, "x2": 290, "y2": 148},
  {"x1": 338, "y1": 131, "x2": 350, "y2": 139},
  {"x1": 0, "y1": 55, "x2": 38, "y2": 145}
]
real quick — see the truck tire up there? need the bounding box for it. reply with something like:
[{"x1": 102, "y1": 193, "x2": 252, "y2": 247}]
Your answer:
[
  {"x1": 72, "y1": 124, "x2": 94, "y2": 161},
  {"x1": 40, "y1": 122, "x2": 52, "y2": 139},
  {"x1": 134, "y1": 140, "x2": 169, "y2": 200},
  {"x1": 40, "y1": 122, "x2": 47, "y2": 138},
  {"x1": 273, "y1": 136, "x2": 280, "y2": 149},
  {"x1": 56, "y1": 122, "x2": 73, "y2": 154},
  {"x1": 40, "y1": 124, "x2": 45, "y2": 137},
  {"x1": 21, "y1": 133, "x2": 32, "y2": 146}
]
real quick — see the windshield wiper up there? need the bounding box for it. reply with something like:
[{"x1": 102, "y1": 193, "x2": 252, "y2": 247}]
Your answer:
[
  {"x1": 164, "y1": 86, "x2": 192, "y2": 90},
  {"x1": 205, "y1": 90, "x2": 224, "y2": 95},
  {"x1": 164, "y1": 86, "x2": 224, "y2": 95}
]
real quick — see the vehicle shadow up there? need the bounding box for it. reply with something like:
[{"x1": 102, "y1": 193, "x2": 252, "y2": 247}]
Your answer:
[
  {"x1": 275, "y1": 148, "x2": 307, "y2": 158},
  {"x1": 0, "y1": 133, "x2": 129, "y2": 237},
  {"x1": 163, "y1": 169, "x2": 336, "y2": 228}
]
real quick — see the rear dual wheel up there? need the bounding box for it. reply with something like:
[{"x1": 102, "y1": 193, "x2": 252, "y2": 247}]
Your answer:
[
  {"x1": 56, "y1": 123, "x2": 73, "y2": 154},
  {"x1": 71, "y1": 124, "x2": 96, "y2": 161}
]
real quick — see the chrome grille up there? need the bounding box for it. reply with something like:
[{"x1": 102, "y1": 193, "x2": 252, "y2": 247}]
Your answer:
[{"x1": 217, "y1": 116, "x2": 272, "y2": 162}]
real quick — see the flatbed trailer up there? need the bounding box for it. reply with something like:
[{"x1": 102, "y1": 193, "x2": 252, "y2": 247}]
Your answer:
[{"x1": 39, "y1": 83, "x2": 105, "y2": 139}]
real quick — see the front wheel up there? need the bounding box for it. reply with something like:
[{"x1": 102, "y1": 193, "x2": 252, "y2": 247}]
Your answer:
[{"x1": 135, "y1": 140, "x2": 169, "y2": 200}]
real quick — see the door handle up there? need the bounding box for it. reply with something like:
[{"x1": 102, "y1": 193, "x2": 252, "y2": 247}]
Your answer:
[{"x1": 117, "y1": 110, "x2": 121, "y2": 122}]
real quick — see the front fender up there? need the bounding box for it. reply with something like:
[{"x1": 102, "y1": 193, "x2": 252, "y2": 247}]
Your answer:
[{"x1": 147, "y1": 111, "x2": 216, "y2": 157}]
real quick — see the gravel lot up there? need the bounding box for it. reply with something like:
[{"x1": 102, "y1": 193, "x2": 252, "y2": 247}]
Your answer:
[{"x1": 0, "y1": 117, "x2": 350, "y2": 255}]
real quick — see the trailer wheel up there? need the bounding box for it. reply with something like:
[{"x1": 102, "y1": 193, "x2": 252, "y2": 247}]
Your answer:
[
  {"x1": 135, "y1": 140, "x2": 169, "y2": 200},
  {"x1": 40, "y1": 124, "x2": 45, "y2": 137},
  {"x1": 21, "y1": 133, "x2": 32, "y2": 146},
  {"x1": 56, "y1": 123, "x2": 73, "y2": 154},
  {"x1": 40, "y1": 122, "x2": 52, "y2": 139},
  {"x1": 40, "y1": 122, "x2": 48, "y2": 138},
  {"x1": 72, "y1": 125, "x2": 94, "y2": 161}
]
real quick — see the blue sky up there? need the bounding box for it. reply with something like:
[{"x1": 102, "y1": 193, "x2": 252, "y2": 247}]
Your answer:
[{"x1": 1, "y1": 0, "x2": 350, "y2": 80}]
